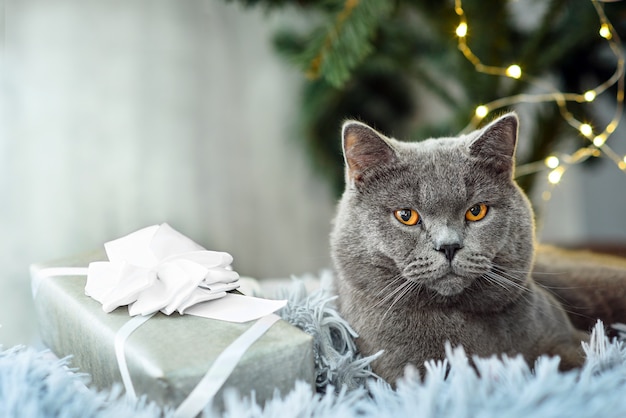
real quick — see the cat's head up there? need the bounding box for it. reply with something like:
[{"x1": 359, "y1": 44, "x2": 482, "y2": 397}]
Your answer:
[{"x1": 331, "y1": 113, "x2": 535, "y2": 309}]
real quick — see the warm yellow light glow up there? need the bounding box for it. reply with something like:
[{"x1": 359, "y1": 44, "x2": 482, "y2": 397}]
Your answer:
[
  {"x1": 579, "y1": 123, "x2": 593, "y2": 137},
  {"x1": 452, "y1": 0, "x2": 625, "y2": 184},
  {"x1": 475, "y1": 105, "x2": 489, "y2": 118},
  {"x1": 600, "y1": 23, "x2": 612, "y2": 39},
  {"x1": 584, "y1": 90, "x2": 596, "y2": 102},
  {"x1": 456, "y1": 22, "x2": 468, "y2": 38},
  {"x1": 593, "y1": 135, "x2": 606, "y2": 147},
  {"x1": 454, "y1": 1, "x2": 464, "y2": 16},
  {"x1": 505, "y1": 64, "x2": 522, "y2": 79},
  {"x1": 542, "y1": 191, "x2": 552, "y2": 201},
  {"x1": 548, "y1": 167, "x2": 565, "y2": 185},
  {"x1": 607, "y1": 122, "x2": 617, "y2": 134},
  {"x1": 545, "y1": 156, "x2": 560, "y2": 169}
]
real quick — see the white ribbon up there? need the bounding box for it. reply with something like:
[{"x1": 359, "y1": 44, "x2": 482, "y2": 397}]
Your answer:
[
  {"x1": 114, "y1": 313, "x2": 156, "y2": 399},
  {"x1": 173, "y1": 313, "x2": 281, "y2": 418},
  {"x1": 115, "y1": 314, "x2": 280, "y2": 418},
  {"x1": 30, "y1": 266, "x2": 90, "y2": 298},
  {"x1": 114, "y1": 312, "x2": 280, "y2": 417},
  {"x1": 85, "y1": 224, "x2": 241, "y2": 316}
]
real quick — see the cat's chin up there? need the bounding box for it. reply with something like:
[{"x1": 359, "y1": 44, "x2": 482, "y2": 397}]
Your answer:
[{"x1": 426, "y1": 274, "x2": 470, "y2": 297}]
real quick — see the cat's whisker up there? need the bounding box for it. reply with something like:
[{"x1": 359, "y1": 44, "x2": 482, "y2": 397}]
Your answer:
[
  {"x1": 377, "y1": 279, "x2": 412, "y2": 311},
  {"x1": 492, "y1": 268, "x2": 529, "y2": 280},
  {"x1": 373, "y1": 274, "x2": 406, "y2": 299},
  {"x1": 484, "y1": 271, "x2": 563, "y2": 318},
  {"x1": 533, "y1": 282, "x2": 594, "y2": 291},
  {"x1": 487, "y1": 266, "x2": 596, "y2": 321},
  {"x1": 481, "y1": 273, "x2": 532, "y2": 302},
  {"x1": 373, "y1": 275, "x2": 412, "y2": 308},
  {"x1": 490, "y1": 267, "x2": 537, "y2": 290},
  {"x1": 528, "y1": 283, "x2": 600, "y2": 321},
  {"x1": 494, "y1": 259, "x2": 580, "y2": 283},
  {"x1": 491, "y1": 264, "x2": 528, "y2": 277},
  {"x1": 481, "y1": 272, "x2": 510, "y2": 291},
  {"x1": 382, "y1": 280, "x2": 420, "y2": 321},
  {"x1": 502, "y1": 264, "x2": 606, "y2": 319},
  {"x1": 531, "y1": 270, "x2": 568, "y2": 276},
  {"x1": 483, "y1": 270, "x2": 530, "y2": 294},
  {"x1": 482, "y1": 271, "x2": 563, "y2": 318}
]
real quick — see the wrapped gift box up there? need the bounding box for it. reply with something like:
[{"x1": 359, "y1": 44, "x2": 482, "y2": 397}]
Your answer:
[{"x1": 31, "y1": 251, "x2": 315, "y2": 410}]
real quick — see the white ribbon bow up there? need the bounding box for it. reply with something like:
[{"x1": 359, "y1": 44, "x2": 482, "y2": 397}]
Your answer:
[{"x1": 86, "y1": 223, "x2": 240, "y2": 316}]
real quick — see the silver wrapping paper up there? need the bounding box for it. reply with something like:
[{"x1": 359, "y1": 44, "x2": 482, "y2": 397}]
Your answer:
[{"x1": 31, "y1": 252, "x2": 315, "y2": 409}]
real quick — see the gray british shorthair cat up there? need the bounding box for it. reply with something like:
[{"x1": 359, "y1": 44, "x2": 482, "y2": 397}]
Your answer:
[{"x1": 331, "y1": 113, "x2": 626, "y2": 383}]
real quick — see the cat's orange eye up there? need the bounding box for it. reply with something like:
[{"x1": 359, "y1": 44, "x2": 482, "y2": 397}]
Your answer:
[
  {"x1": 394, "y1": 209, "x2": 420, "y2": 226},
  {"x1": 465, "y1": 204, "x2": 488, "y2": 222}
]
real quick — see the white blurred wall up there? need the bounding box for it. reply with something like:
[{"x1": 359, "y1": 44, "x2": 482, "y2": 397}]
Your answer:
[{"x1": 1, "y1": 0, "x2": 336, "y2": 347}]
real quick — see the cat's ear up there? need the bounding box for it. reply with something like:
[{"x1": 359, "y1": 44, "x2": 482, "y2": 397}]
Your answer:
[
  {"x1": 342, "y1": 121, "x2": 397, "y2": 184},
  {"x1": 469, "y1": 113, "x2": 518, "y2": 173}
]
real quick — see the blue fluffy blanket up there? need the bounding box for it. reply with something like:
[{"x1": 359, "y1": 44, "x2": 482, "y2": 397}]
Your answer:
[{"x1": 3, "y1": 273, "x2": 626, "y2": 418}]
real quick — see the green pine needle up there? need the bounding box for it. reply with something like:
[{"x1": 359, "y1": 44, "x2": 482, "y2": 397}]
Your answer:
[{"x1": 303, "y1": 0, "x2": 393, "y2": 87}]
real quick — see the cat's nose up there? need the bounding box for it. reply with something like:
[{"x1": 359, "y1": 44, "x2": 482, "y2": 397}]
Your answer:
[{"x1": 437, "y1": 243, "x2": 462, "y2": 262}]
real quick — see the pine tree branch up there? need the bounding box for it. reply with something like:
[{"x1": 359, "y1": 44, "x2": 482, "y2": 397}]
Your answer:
[{"x1": 304, "y1": 0, "x2": 394, "y2": 87}]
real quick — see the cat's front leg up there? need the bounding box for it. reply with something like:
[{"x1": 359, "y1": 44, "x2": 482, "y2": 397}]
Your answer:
[{"x1": 536, "y1": 329, "x2": 589, "y2": 371}]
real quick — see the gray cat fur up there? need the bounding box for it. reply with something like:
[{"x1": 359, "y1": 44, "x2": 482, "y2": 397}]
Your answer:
[{"x1": 330, "y1": 113, "x2": 588, "y2": 384}]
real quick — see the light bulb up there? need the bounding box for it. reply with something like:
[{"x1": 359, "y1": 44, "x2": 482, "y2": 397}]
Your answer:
[
  {"x1": 475, "y1": 105, "x2": 489, "y2": 118},
  {"x1": 584, "y1": 90, "x2": 596, "y2": 102},
  {"x1": 548, "y1": 167, "x2": 564, "y2": 185},
  {"x1": 593, "y1": 135, "x2": 606, "y2": 147},
  {"x1": 456, "y1": 22, "x2": 468, "y2": 38},
  {"x1": 579, "y1": 123, "x2": 593, "y2": 137},
  {"x1": 545, "y1": 156, "x2": 560, "y2": 169},
  {"x1": 505, "y1": 65, "x2": 522, "y2": 79}
]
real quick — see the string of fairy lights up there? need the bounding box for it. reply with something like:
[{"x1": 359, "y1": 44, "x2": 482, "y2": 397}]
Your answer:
[{"x1": 454, "y1": 0, "x2": 625, "y2": 197}]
